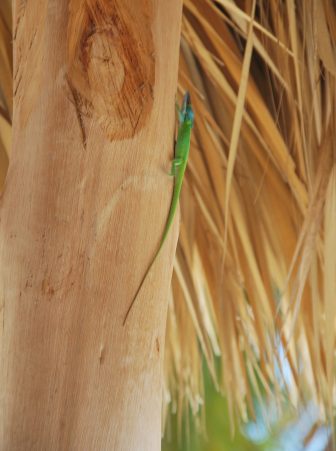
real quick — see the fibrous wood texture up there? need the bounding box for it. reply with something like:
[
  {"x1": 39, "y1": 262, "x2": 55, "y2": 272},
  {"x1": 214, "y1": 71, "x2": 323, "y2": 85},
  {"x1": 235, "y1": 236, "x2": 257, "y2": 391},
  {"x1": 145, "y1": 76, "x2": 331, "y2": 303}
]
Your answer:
[{"x1": 0, "y1": 1, "x2": 182, "y2": 449}]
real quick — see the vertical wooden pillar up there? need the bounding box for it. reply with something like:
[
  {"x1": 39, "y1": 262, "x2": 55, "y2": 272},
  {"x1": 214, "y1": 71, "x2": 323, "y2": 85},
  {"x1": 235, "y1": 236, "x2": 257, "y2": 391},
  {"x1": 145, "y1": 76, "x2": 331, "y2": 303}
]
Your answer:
[{"x1": 0, "y1": 1, "x2": 182, "y2": 449}]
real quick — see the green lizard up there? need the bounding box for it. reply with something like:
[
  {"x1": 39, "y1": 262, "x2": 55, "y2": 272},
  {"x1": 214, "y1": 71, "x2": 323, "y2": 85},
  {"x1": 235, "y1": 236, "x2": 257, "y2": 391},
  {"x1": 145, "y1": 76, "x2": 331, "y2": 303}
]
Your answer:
[{"x1": 123, "y1": 92, "x2": 194, "y2": 325}]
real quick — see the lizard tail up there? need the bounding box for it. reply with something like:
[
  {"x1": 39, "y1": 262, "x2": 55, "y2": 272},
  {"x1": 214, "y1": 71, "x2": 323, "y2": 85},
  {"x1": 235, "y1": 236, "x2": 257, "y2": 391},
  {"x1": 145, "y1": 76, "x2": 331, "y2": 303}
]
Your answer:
[{"x1": 122, "y1": 245, "x2": 162, "y2": 326}]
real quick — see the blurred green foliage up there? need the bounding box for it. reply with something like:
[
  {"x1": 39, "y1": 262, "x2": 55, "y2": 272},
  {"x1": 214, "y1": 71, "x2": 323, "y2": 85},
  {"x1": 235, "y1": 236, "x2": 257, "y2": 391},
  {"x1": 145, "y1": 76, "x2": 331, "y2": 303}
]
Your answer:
[
  {"x1": 162, "y1": 362, "x2": 267, "y2": 451},
  {"x1": 162, "y1": 359, "x2": 329, "y2": 451}
]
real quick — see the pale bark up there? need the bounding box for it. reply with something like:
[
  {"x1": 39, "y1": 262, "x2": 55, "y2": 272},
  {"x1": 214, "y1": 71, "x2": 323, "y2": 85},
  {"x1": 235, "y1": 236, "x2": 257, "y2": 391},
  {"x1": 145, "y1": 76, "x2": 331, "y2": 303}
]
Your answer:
[{"x1": 0, "y1": 1, "x2": 182, "y2": 449}]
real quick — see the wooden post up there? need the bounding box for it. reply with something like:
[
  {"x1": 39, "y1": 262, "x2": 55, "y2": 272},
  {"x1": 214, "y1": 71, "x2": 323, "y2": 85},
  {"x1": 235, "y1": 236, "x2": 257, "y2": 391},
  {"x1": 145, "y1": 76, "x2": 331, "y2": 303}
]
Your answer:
[{"x1": 0, "y1": 1, "x2": 182, "y2": 449}]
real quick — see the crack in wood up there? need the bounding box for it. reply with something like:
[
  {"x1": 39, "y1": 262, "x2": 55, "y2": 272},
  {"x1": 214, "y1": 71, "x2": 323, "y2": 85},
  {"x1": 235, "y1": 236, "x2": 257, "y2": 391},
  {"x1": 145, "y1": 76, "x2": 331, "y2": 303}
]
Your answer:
[{"x1": 66, "y1": 75, "x2": 88, "y2": 150}]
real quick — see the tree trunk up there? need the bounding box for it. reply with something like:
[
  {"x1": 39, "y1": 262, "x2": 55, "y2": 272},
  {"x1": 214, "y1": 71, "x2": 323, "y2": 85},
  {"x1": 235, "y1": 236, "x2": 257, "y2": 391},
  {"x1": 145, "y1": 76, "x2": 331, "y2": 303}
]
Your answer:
[{"x1": 0, "y1": 1, "x2": 182, "y2": 449}]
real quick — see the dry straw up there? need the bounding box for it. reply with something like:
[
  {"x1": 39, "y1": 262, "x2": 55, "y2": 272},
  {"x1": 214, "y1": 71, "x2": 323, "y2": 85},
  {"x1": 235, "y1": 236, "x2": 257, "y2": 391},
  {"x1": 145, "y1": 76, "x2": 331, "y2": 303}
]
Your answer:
[{"x1": 1, "y1": 0, "x2": 335, "y2": 438}]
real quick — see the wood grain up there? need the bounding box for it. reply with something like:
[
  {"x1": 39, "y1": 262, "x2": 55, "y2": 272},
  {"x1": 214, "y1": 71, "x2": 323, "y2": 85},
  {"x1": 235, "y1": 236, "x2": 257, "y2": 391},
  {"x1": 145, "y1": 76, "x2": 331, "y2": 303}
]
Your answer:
[
  {"x1": 67, "y1": 0, "x2": 155, "y2": 140},
  {"x1": 0, "y1": 0, "x2": 182, "y2": 449}
]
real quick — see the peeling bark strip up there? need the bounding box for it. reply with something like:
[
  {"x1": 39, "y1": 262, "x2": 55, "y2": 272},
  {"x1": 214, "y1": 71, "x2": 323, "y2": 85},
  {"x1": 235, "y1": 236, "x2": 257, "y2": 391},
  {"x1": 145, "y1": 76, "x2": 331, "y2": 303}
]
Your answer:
[{"x1": 67, "y1": 0, "x2": 155, "y2": 140}]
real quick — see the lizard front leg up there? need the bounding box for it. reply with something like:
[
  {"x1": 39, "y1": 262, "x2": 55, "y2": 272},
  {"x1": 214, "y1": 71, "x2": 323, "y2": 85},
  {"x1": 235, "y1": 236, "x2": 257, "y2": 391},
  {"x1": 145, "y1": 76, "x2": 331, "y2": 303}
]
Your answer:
[{"x1": 169, "y1": 158, "x2": 183, "y2": 176}]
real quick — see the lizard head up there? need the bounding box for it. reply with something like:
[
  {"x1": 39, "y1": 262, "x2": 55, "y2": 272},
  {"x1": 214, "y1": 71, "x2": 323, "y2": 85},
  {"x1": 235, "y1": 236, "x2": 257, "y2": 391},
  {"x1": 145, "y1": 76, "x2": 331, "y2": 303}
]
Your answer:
[{"x1": 182, "y1": 92, "x2": 194, "y2": 128}]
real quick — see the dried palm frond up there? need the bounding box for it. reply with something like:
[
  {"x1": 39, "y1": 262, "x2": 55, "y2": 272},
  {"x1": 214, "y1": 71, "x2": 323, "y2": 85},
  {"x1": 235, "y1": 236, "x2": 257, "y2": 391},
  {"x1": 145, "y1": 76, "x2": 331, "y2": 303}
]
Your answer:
[{"x1": 165, "y1": 0, "x2": 336, "y2": 433}]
